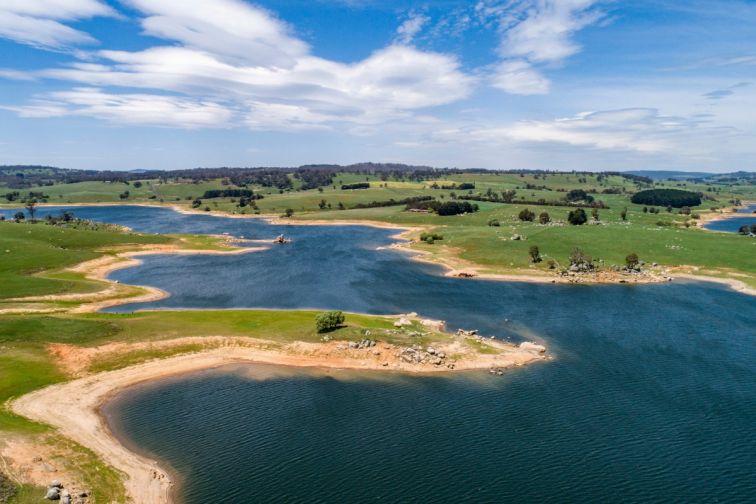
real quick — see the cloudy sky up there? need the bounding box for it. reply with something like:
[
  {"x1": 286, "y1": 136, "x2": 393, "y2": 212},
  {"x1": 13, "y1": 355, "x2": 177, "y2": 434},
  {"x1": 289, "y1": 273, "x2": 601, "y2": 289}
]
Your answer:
[{"x1": 0, "y1": 0, "x2": 755, "y2": 171}]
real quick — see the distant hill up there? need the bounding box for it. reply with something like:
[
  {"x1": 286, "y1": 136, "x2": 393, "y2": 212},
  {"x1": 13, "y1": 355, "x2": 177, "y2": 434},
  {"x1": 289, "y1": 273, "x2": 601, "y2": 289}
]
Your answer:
[
  {"x1": 625, "y1": 170, "x2": 755, "y2": 182},
  {"x1": 624, "y1": 170, "x2": 717, "y2": 180}
]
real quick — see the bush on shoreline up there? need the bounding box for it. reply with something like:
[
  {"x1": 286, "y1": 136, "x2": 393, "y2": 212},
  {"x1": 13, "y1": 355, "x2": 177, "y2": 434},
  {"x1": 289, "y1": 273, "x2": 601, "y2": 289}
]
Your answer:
[{"x1": 315, "y1": 311, "x2": 345, "y2": 333}]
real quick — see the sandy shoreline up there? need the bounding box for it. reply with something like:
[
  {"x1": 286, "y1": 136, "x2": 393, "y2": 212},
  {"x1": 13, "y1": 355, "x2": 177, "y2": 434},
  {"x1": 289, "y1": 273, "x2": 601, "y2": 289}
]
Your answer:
[
  {"x1": 10, "y1": 336, "x2": 546, "y2": 504},
  {"x1": 5, "y1": 202, "x2": 753, "y2": 310}
]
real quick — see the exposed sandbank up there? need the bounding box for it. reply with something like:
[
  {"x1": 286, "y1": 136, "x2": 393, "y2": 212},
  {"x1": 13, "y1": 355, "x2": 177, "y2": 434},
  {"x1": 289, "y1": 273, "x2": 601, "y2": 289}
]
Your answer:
[{"x1": 11, "y1": 335, "x2": 546, "y2": 504}]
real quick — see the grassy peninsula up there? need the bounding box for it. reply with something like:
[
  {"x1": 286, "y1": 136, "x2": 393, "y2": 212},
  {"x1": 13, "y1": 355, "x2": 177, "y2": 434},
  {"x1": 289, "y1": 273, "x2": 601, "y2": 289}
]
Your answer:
[{"x1": 0, "y1": 215, "x2": 542, "y2": 503}]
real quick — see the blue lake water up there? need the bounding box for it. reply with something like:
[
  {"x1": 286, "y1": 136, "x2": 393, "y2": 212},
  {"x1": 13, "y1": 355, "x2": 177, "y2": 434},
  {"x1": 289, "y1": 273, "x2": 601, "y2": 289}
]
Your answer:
[
  {"x1": 3, "y1": 205, "x2": 756, "y2": 502},
  {"x1": 703, "y1": 204, "x2": 756, "y2": 233}
]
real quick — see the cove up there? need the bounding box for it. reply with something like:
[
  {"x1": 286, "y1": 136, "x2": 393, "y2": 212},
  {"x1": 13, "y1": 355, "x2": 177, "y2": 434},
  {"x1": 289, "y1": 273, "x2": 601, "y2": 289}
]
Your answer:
[
  {"x1": 4, "y1": 205, "x2": 756, "y2": 502},
  {"x1": 703, "y1": 203, "x2": 756, "y2": 233}
]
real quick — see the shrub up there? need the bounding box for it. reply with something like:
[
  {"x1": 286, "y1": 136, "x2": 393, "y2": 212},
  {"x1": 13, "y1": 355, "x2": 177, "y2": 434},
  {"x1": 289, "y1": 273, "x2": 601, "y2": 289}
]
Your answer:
[
  {"x1": 518, "y1": 208, "x2": 535, "y2": 222},
  {"x1": 630, "y1": 189, "x2": 701, "y2": 208},
  {"x1": 569, "y1": 247, "x2": 594, "y2": 271},
  {"x1": 529, "y1": 245, "x2": 541, "y2": 263},
  {"x1": 315, "y1": 311, "x2": 345, "y2": 333},
  {"x1": 538, "y1": 212, "x2": 550, "y2": 224},
  {"x1": 625, "y1": 253, "x2": 640, "y2": 269},
  {"x1": 420, "y1": 232, "x2": 444, "y2": 244},
  {"x1": 567, "y1": 208, "x2": 587, "y2": 225},
  {"x1": 620, "y1": 208, "x2": 627, "y2": 221},
  {"x1": 487, "y1": 218, "x2": 500, "y2": 227}
]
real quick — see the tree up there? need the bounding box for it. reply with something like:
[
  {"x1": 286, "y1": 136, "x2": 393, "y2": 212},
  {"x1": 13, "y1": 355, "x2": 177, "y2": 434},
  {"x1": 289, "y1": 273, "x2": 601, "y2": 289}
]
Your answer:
[
  {"x1": 318, "y1": 199, "x2": 327, "y2": 209},
  {"x1": 567, "y1": 208, "x2": 587, "y2": 225},
  {"x1": 739, "y1": 225, "x2": 751, "y2": 235},
  {"x1": 13, "y1": 211, "x2": 24, "y2": 222},
  {"x1": 538, "y1": 211, "x2": 550, "y2": 224},
  {"x1": 24, "y1": 199, "x2": 37, "y2": 221},
  {"x1": 529, "y1": 245, "x2": 541, "y2": 263},
  {"x1": 315, "y1": 311, "x2": 345, "y2": 333},
  {"x1": 192, "y1": 198, "x2": 202, "y2": 209},
  {"x1": 565, "y1": 189, "x2": 594, "y2": 203},
  {"x1": 133, "y1": 181, "x2": 143, "y2": 188},
  {"x1": 620, "y1": 208, "x2": 627, "y2": 221},
  {"x1": 625, "y1": 253, "x2": 640, "y2": 269},
  {"x1": 518, "y1": 208, "x2": 535, "y2": 222},
  {"x1": 569, "y1": 247, "x2": 594, "y2": 271}
]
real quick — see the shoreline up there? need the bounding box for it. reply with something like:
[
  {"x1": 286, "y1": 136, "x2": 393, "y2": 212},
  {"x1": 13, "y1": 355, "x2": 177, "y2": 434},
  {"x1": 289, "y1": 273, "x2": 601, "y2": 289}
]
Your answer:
[
  {"x1": 696, "y1": 202, "x2": 756, "y2": 229},
  {"x1": 4, "y1": 202, "x2": 753, "y2": 308},
  {"x1": 3, "y1": 241, "x2": 266, "y2": 314},
  {"x1": 10, "y1": 335, "x2": 546, "y2": 504}
]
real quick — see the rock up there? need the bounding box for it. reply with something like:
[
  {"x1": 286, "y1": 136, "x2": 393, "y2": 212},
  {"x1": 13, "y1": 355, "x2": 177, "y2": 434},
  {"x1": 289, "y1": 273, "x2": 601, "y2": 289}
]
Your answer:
[
  {"x1": 427, "y1": 347, "x2": 436, "y2": 355},
  {"x1": 437, "y1": 351, "x2": 446, "y2": 359},
  {"x1": 511, "y1": 234, "x2": 522, "y2": 240},
  {"x1": 50, "y1": 480, "x2": 62, "y2": 488},
  {"x1": 456, "y1": 328, "x2": 478, "y2": 337},
  {"x1": 519, "y1": 341, "x2": 546, "y2": 354},
  {"x1": 393, "y1": 317, "x2": 412, "y2": 327},
  {"x1": 46, "y1": 487, "x2": 61, "y2": 500}
]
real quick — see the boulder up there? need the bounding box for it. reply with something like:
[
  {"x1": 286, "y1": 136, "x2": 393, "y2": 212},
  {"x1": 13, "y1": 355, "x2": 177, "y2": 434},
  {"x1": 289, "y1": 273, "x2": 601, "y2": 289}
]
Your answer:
[
  {"x1": 519, "y1": 341, "x2": 546, "y2": 354},
  {"x1": 46, "y1": 487, "x2": 61, "y2": 500},
  {"x1": 393, "y1": 317, "x2": 412, "y2": 327}
]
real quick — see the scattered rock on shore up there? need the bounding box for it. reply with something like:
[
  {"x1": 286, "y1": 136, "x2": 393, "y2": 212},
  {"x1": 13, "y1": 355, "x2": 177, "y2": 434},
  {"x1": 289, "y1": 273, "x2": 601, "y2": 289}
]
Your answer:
[{"x1": 519, "y1": 341, "x2": 546, "y2": 354}]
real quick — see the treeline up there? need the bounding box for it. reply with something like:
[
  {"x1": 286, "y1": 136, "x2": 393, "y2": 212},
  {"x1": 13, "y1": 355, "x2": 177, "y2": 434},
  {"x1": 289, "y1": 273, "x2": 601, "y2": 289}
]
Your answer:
[
  {"x1": 630, "y1": 189, "x2": 702, "y2": 208},
  {"x1": 352, "y1": 195, "x2": 433, "y2": 209},
  {"x1": 457, "y1": 194, "x2": 610, "y2": 209},
  {"x1": 1, "y1": 164, "x2": 662, "y2": 190},
  {"x1": 341, "y1": 182, "x2": 370, "y2": 190},
  {"x1": 4, "y1": 191, "x2": 50, "y2": 203},
  {"x1": 406, "y1": 199, "x2": 479, "y2": 216},
  {"x1": 202, "y1": 189, "x2": 259, "y2": 199}
]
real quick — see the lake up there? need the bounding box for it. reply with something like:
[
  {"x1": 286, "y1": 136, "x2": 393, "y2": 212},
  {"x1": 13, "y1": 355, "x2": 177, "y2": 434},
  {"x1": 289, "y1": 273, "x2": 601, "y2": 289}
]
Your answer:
[
  {"x1": 703, "y1": 204, "x2": 756, "y2": 233},
  {"x1": 3, "y1": 205, "x2": 756, "y2": 502}
]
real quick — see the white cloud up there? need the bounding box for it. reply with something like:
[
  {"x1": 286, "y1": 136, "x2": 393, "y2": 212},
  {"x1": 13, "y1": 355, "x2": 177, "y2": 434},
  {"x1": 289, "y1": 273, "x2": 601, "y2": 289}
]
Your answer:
[
  {"x1": 435, "y1": 108, "x2": 735, "y2": 157},
  {"x1": 5, "y1": 87, "x2": 234, "y2": 128},
  {"x1": 0, "y1": 0, "x2": 116, "y2": 49},
  {"x1": 395, "y1": 12, "x2": 430, "y2": 45},
  {"x1": 480, "y1": 0, "x2": 605, "y2": 94},
  {"x1": 122, "y1": 0, "x2": 307, "y2": 67},
  {"x1": 490, "y1": 60, "x2": 550, "y2": 94},
  {"x1": 25, "y1": 42, "x2": 472, "y2": 129}
]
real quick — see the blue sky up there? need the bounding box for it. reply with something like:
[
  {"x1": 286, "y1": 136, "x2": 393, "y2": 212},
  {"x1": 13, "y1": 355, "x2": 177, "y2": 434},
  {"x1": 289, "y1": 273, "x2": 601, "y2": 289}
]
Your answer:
[{"x1": 0, "y1": 0, "x2": 755, "y2": 172}]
